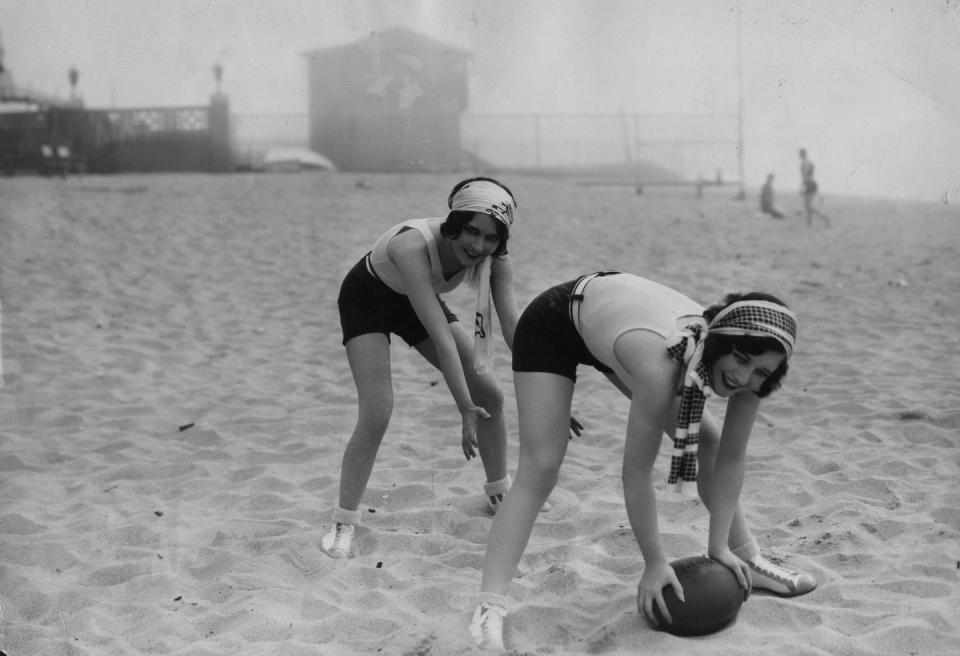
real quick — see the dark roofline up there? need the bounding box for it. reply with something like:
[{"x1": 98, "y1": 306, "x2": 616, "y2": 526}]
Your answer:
[{"x1": 302, "y1": 26, "x2": 471, "y2": 60}]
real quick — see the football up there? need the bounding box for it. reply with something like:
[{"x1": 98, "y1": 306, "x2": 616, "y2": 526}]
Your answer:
[{"x1": 650, "y1": 555, "x2": 748, "y2": 636}]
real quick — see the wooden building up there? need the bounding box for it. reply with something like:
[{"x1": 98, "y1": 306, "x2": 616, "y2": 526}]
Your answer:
[{"x1": 304, "y1": 28, "x2": 471, "y2": 172}]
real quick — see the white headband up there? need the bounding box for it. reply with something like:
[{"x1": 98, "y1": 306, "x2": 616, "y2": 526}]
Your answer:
[{"x1": 449, "y1": 180, "x2": 515, "y2": 227}]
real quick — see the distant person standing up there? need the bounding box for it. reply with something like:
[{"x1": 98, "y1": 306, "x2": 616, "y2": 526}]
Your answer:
[
  {"x1": 799, "y1": 148, "x2": 830, "y2": 227},
  {"x1": 759, "y1": 173, "x2": 784, "y2": 219}
]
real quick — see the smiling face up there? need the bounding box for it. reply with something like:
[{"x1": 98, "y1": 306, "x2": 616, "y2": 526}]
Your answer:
[
  {"x1": 710, "y1": 347, "x2": 787, "y2": 397},
  {"x1": 449, "y1": 212, "x2": 503, "y2": 266}
]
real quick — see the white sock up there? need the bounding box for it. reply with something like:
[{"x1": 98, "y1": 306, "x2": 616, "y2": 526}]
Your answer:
[
  {"x1": 483, "y1": 475, "x2": 512, "y2": 499},
  {"x1": 332, "y1": 506, "x2": 362, "y2": 525}
]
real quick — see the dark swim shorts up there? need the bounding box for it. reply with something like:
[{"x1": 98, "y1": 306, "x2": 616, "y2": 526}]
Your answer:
[
  {"x1": 338, "y1": 254, "x2": 458, "y2": 346},
  {"x1": 512, "y1": 279, "x2": 613, "y2": 382}
]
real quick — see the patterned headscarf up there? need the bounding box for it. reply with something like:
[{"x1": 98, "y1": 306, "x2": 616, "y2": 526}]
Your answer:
[
  {"x1": 449, "y1": 179, "x2": 515, "y2": 227},
  {"x1": 665, "y1": 300, "x2": 798, "y2": 494},
  {"x1": 448, "y1": 180, "x2": 517, "y2": 374}
]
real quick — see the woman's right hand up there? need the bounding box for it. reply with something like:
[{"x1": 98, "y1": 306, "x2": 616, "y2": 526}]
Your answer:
[
  {"x1": 637, "y1": 560, "x2": 684, "y2": 626},
  {"x1": 460, "y1": 405, "x2": 491, "y2": 460}
]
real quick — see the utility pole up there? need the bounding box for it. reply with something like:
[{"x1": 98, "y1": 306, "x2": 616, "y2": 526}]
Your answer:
[{"x1": 735, "y1": 2, "x2": 746, "y2": 201}]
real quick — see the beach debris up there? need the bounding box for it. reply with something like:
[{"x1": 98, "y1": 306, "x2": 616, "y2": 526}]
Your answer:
[
  {"x1": 154, "y1": 510, "x2": 164, "y2": 517},
  {"x1": 256, "y1": 146, "x2": 336, "y2": 172},
  {"x1": 887, "y1": 278, "x2": 909, "y2": 287},
  {"x1": 178, "y1": 422, "x2": 195, "y2": 432},
  {"x1": 896, "y1": 410, "x2": 928, "y2": 421},
  {"x1": 376, "y1": 561, "x2": 383, "y2": 568},
  {"x1": 174, "y1": 595, "x2": 182, "y2": 602}
]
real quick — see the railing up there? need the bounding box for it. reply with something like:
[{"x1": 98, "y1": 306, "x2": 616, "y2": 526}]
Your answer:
[
  {"x1": 99, "y1": 106, "x2": 210, "y2": 139},
  {"x1": 460, "y1": 112, "x2": 741, "y2": 183},
  {"x1": 2, "y1": 106, "x2": 740, "y2": 180},
  {"x1": 229, "y1": 111, "x2": 739, "y2": 182},
  {"x1": 0, "y1": 96, "x2": 231, "y2": 174}
]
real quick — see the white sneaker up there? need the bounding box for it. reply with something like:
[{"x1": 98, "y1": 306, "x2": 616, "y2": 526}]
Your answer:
[
  {"x1": 747, "y1": 554, "x2": 817, "y2": 597},
  {"x1": 469, "y1": 601, "x2": 506, "y2": 652},
  {"x1": 321, "y1": 522, "x2": 355, "y2": 559}
]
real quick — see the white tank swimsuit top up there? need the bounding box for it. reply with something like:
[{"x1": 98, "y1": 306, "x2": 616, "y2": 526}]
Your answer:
[
  {"x1": 574, "y1": 273, "x2": 705, "y2": 375},
  {"x1": 367, "y1": 218, "x2": 473, "y2": 295}
]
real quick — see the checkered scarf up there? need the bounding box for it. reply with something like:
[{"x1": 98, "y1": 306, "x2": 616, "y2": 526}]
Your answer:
[{"x1": 665, "y1": 301, "x2": 797, "y2": 493}]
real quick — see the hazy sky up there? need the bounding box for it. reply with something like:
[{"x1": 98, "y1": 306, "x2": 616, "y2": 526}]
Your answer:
[{"x1": 3, "y1": 0, "x2": 959, "y2": 201}]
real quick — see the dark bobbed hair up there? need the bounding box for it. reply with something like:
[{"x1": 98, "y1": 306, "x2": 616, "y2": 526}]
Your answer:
[
  {"x1": 701, "y1": 291, "x2": 791, "y2": 398},
  {"x1": 440, "y1": 176, "x2": 516, "y2": 258}
]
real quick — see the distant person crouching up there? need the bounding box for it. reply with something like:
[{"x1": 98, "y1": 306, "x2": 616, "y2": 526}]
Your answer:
[{"x1": 760, "y1": 174, "x2": 784, "y2": 219}]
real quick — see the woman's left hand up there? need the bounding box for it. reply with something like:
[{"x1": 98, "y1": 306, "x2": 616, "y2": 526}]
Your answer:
[
  {"x1": 708, "y1": 547, "x2": 752, "y2": 596},
  {"x1": 460, "y1": 405, "x2": 491, "y2": 460}
]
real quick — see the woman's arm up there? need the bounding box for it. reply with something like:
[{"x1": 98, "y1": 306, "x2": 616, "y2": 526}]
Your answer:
[
  {"x1": 617, "y1": 332, "x2": 678, "y2": 564},
  {"x1": 489, "y1": 255, "x2": 520, "y2": 351},
  {"x1": 389, "y1": 231, "x2": 486, "y2": 446},
  {"x1": 704, "y1": 392, "x2": 759, "y2": 557},
  {"x1": 613, "y1": 330, "x2": 685, "y2": 623}
]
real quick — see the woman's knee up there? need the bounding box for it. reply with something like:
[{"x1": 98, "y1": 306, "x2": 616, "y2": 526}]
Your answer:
[
  {"x1": 524, "y1": 470, "x2": 560, "y2": 499},
  {"x1": 517, "y1": 453, "x2": 562, "y2": 493},
  {"x1": 470, "y1": 376, "x2": 505, "y2": 414},
  {"x1": 355, "y1": 391, "x2": 394, "y2": 437}
]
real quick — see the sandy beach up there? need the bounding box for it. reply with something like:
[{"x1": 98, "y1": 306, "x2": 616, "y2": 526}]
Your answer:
[{"x1": 0, "y1": 171, "x2": 958, "y2": 655}]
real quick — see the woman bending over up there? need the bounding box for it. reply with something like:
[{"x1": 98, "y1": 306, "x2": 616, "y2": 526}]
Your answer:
[
  {"x1": 323, "y1": 177, "x2": 521, "y2": 559},
  {"x1": 471, "y1": 272, "x2": 816, "y2": 651}
]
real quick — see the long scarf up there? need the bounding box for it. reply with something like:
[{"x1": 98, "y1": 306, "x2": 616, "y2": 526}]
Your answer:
[
  {"x1": 665, "y1": 323, "x2": 711, "y2": 496},
  {"x1": 448, "y1": 180, "x2": 515, "y2": 374},
  {"x1": 474, "y1": 257, "x2": 494, "y2": 374}
]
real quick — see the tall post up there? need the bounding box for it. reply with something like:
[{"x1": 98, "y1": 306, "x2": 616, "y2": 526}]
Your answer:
[
  {"x1": 735, "y1": 3, "x2": 746, "y2": 201},
  {"x1": 209, "y1": 62, "x2": 230, "y2": 172},
  {"x1": 213, "y1": 62, "x2": 223, "y2": 95},
  {"x1": 534, "y1": 115, "x2": 541, "y2": 170},
  {"x1": 68, "y1": 67, "x2": 79, "y2": 102}
]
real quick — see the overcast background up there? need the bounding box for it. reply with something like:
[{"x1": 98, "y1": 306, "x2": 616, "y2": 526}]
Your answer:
[{"x1": 2, "y1": 0, "x2": 958, "y2": 202}]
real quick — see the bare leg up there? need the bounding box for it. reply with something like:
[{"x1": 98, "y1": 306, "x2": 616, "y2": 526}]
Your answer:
[
  {"x1": 471, "y1": 371, "x2": 573, "y2": 650},
  {"x1": 813, "y1": 204, "x2": 831, "y2": 227},
  {"x1": 414, "y1": 322, "x2": 508, "y2": 485},
  {"x1": 337, "y1": 333, "x2": 394, "y2": 511},
  {"x1": 803, "y1": 193, "x2": 814, "y2": 227},
  {"x1": 323, "y1": 333, "x2": 394, "y2": 558},
  {"x1": 480, "y1": 371, "x2": 573, "y2": 596},
  {"x1": 804, "y1": 193, "x2": 830, "y2": 227}
]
